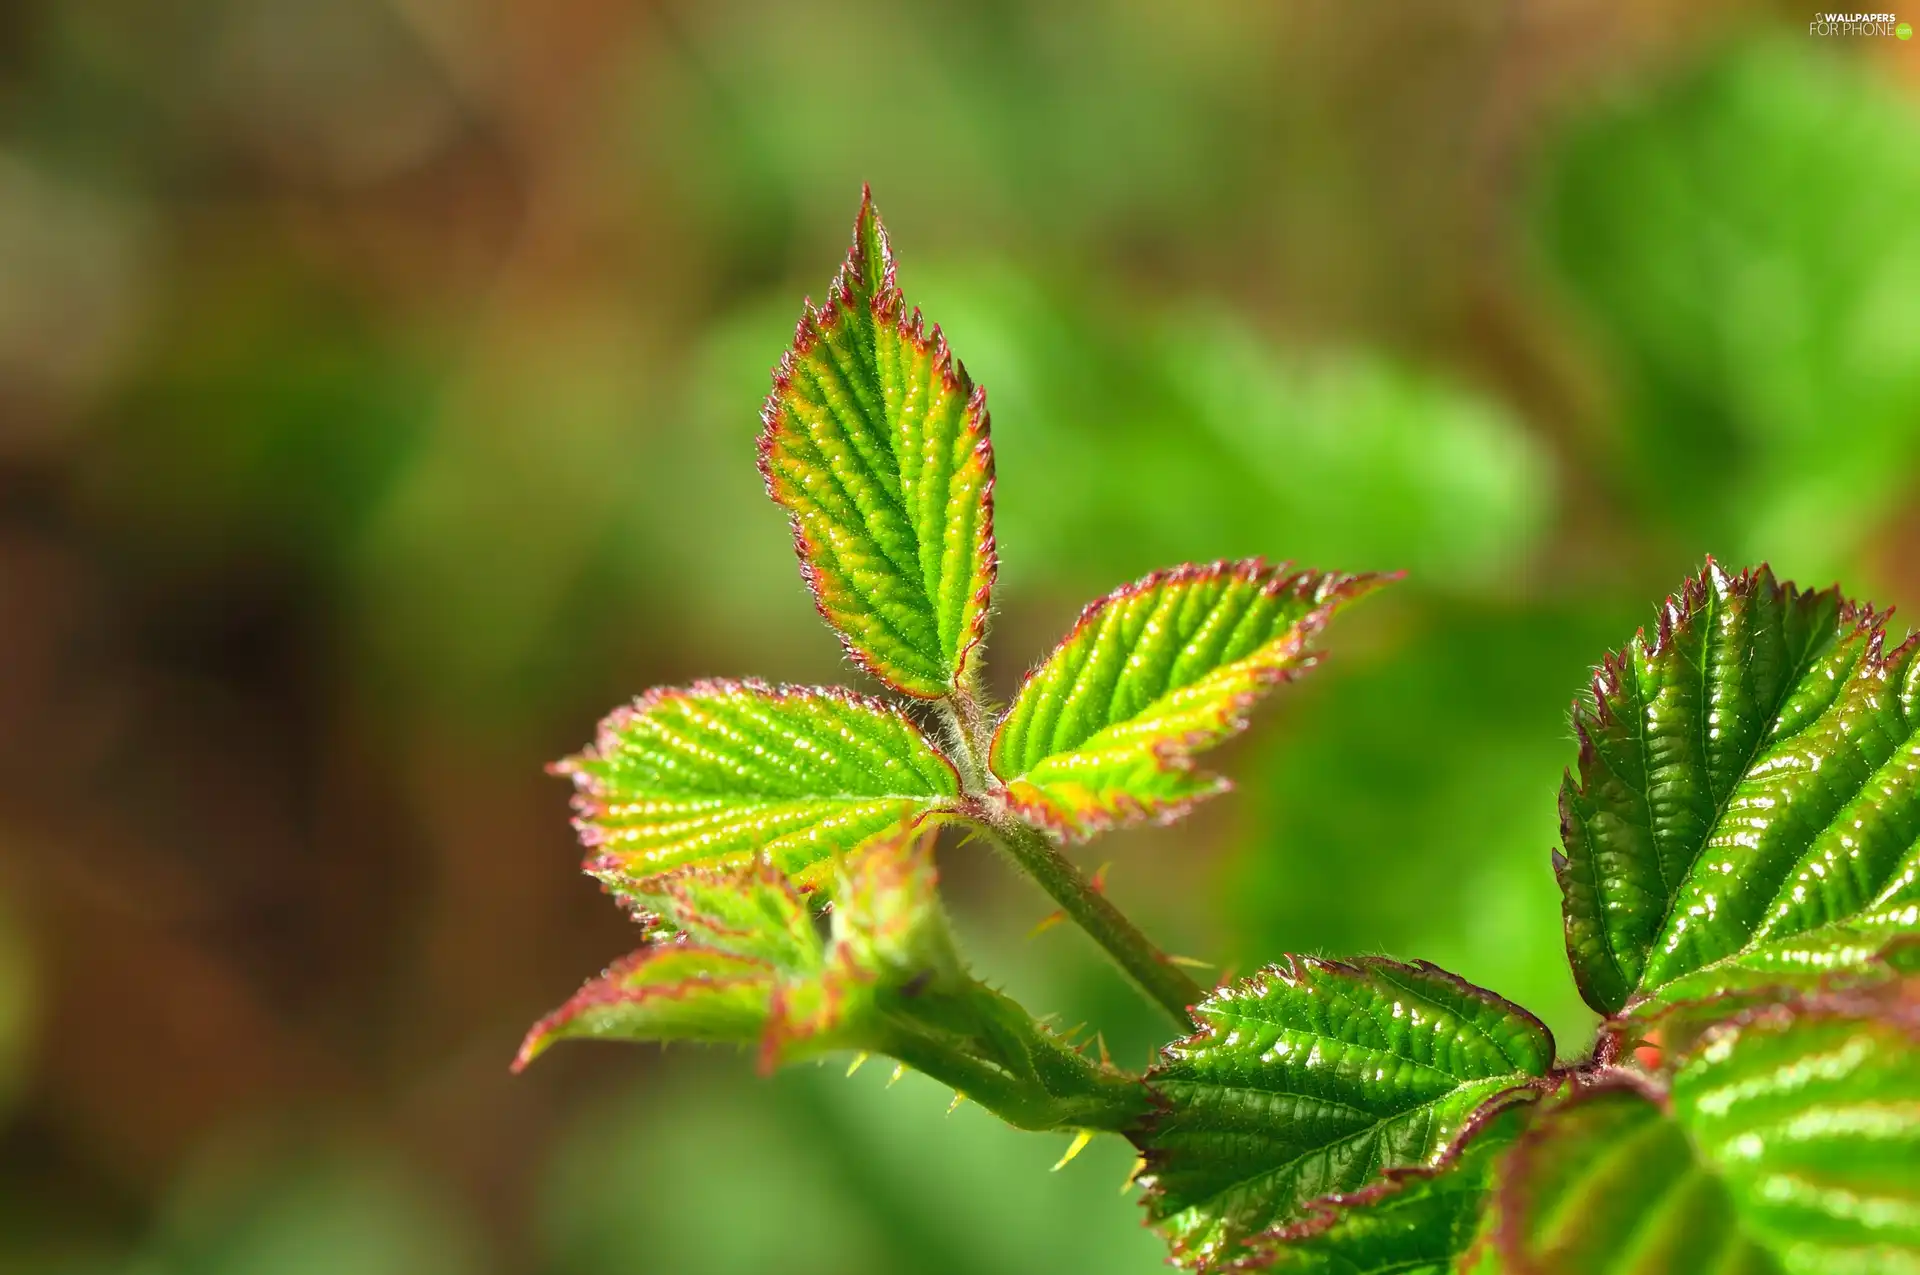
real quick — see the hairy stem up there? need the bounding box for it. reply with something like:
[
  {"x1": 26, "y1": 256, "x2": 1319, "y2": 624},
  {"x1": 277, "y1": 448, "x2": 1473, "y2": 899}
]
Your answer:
[
  {"x1": 979, "y1": 818, "x2": 1202, "y2": 1028},
  {"x1": 938, "y1": 674, "x2": 1200, "y2": 1028},
  {"x1": 872, "y1": 1001, "x2": 1149, "y2": 1133},
  {"x1": 936, "y1": 684, "x2": 992, "y2": 793}
]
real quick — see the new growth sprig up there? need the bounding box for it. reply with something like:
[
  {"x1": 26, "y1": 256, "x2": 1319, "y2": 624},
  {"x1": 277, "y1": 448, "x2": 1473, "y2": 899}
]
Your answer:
[{"x1": 519, "y1": 191, "x2": 1920, "y2": 1273}]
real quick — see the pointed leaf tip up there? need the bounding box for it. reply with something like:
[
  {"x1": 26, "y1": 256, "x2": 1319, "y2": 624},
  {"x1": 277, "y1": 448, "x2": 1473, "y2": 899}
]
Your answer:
[
  {"x1": 1558, "y1": 562, "x2": 1920, "y2": 1019},
  {"x1": 759, "y1": 190, "x2": 996, "y2": 699},
  {"x1": 991, "y1": 560, "x2": 1389, "y2": 840}
]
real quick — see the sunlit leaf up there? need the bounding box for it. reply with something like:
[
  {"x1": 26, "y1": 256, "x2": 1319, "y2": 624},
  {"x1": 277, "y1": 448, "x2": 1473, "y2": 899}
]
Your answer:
[
  {"x1": 1133, "y1": 956, "x2": 1552, "y2": 1268},
  {"x1": 1557, "y1": 562, "x2": 1920, "y2": 1019},
  {"x1": 556, "y1": 678, "x2": 960, "y2": 894},
  {"x1": 620, "y1": 862, "x2": 824, "y2": 966},
  {"x1": 516, "y1": 828, "x2": 958, "y2": 1072},
  {"x1": 990, "y1": 560, "x2": 1386, "y2": 840},
  {"x1": 1496, "y1": 983, "x2": 1920, "y2": 1274},
  {"x1": 759, "y1": 187, "x2": 996, "y2": 699}
]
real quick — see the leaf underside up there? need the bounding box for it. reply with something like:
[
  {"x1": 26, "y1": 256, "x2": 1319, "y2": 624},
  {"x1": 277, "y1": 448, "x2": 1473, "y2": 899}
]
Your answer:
[
  {"x1": 517, "y1": 827, "x2": 952, "y2": 1073},
  {"x1": 556, "y1": 679, "x2": 960, "y2": 895},
  {"x1": 1134, "y1": 955, "x2": 1554, "y2": 1270},
  {"x1": 1497, "y1": 984, "x2": 1920, "y2": 1274},
  {"x1": 514, "y1": 862, "x2": 824, "y2": 1071},
  {"x1": 758, "y1": 186, "x2": 996, "y2": 700},
  {"x1": 1558, "y1": 560, "x2": 1920, "y2": 1020},
  {"x1": 990, "y1": 560, "x2": 1386, "y2": 840}
]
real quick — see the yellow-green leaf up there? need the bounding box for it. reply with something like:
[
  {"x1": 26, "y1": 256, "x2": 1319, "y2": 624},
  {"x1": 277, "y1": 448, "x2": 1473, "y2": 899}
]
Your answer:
[
  {"x1": 759, "y1": 187, "x2": 996, "y2": 699},
  {"x1": 516, "y1": 827, "x2": 960, "y2": 1073},
  {"x1": 990, "y1": 560, "x2": 1387, "y2": 839},
  {"x1": 556, "y1": 679, "x2": 960, "y2": 894}
]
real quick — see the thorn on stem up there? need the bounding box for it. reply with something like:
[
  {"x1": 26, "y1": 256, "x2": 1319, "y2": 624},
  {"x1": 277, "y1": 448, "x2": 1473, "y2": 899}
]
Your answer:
[
  {"x1": 1028, "y1": 909, "x2": 1068, "y2": 938},
  {"x1": 846, "y1": 1052, "x2": 870, "y2": 1077},
  {"x1": 1052, "y1": 1130, "x2": 1094, "y2": 1172}
]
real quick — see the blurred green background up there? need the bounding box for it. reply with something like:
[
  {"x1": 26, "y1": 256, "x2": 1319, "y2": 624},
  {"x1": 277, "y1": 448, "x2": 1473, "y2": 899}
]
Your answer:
[{"x1": 2, "y1": 2, "x2": 1918, "y2": 1271}]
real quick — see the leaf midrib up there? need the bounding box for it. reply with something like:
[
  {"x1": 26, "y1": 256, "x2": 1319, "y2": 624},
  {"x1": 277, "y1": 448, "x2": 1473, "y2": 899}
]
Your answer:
[
  {"x1": 1629, "y1": 604, "x2": 1836, "y2": 1000},
  {"x1": 1164, "y1": 1082, "x2": 1524, "y2": 1244}
]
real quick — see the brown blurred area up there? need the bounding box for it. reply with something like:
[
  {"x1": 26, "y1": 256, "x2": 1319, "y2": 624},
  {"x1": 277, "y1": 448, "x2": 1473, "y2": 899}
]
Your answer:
[{"x1": 2, "y1": 2, "x2": 1917, "y2": 1272}]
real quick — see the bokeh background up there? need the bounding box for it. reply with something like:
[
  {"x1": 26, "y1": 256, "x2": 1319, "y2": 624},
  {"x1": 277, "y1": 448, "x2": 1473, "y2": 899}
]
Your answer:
[{"x1": 3, "y1": 1, "x2": 1919, "y2": 1271}]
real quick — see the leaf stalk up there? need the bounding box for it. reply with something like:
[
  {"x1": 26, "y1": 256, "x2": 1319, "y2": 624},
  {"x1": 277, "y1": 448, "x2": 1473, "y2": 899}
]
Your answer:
[{"x1": 977, "y1": 816, "x2": 1202, "y2": 1029}]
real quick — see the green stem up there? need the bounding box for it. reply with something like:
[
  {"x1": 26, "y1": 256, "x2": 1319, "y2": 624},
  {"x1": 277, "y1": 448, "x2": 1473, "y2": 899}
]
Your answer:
[
  {"x1": 872, "y1": 1001, "x2": 1149, "y2": 1133},
  {"x1": 979, "y1": 818, "x2": 1202, "y2": 1029},
  {"x1": 938, "y1": 676, "x2": 1200, "y2": 1029},
  {"x1": 936, "y1": 687, "x2": 991, "y2": 793}
]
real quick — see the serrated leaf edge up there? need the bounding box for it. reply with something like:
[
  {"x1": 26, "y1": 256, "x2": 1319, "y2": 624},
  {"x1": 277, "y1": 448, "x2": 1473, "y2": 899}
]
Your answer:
[
  {"x1": 1218, "y1": 1085, "x2": 1543, "y2": 1274},
  {"x1": 1554, "y1": 556, "x2": 1910, "y2": 1016},
  {"x1": 995, "y1": 560, "x2": 1394, "y2": 842},
  {"x1": 1135, "y1": 954, "x2": 1557, "y2": 1272},
  {"x1": 552, "y1": 676, "x2": 965, "y2": 882},
  {"x1": 510, "y1": 942, "x2": 778, "y2": 1073},
  {"x1": 756, "y1": 185, "x2": 998, "y2": 700}
]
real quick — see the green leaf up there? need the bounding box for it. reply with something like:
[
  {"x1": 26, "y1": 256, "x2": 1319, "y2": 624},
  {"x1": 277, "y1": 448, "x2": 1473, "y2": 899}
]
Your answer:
[
  {"x1": 990, "y1": 560, "x2": 1386, "y2": 840},
  {"x1": 1558, "y1": 562, "x2": 1920, "y2": 1020},
  {"x1": 1493, "y1": 1085, "x2": 1774, "y2": 1274},
  {"x1": 515, "y1": 827, "x2": 959, "y2": 1072},
  {"x1": 758, "y1": 187, "x2": 997, "y2": 699},
  {"x1": 556, "y1": 678, "x2": 961, "y2": 894},
  {"x1": 1495, "y1": 984, "x2": 1920, "y2": 1274},
  {"x1": 1133, "y1": 955, "x2": 1554, "y2": 1268},
  {"x1": 1249, "y1": 1106, "x2": 1527, "y2": 1275},
  {"x1": 1672, "y1": 986, "x2": 1920, "y2": 1272}
]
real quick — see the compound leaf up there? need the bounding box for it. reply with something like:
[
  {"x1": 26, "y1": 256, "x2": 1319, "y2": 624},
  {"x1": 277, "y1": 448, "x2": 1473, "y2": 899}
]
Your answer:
[
  {"x1": 1495, "y1": 983, "x2": 1920, "y2": 1275},
  {"x1": 1559, "y1": 561, "x2": 1920, "y2": 1019},
  {"x1": 759, "y1": 187, "x2": 996, "y2": 699},
  {"x1": 516, "y1": 826, "x2": 958, "y2": 1072},
  {"x1": 1134, "y1": 956, "x2": 1553, "y2": 1269},
  {"x1": 991, "y1": 560, "x2": 1386, "y2": 840},
  {"x1": 556, "y1": 678, "x2": 960, "y2": 895}
]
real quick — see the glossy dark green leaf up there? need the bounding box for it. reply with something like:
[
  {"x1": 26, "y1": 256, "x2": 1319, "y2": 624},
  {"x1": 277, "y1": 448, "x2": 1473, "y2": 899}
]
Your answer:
[
  {"x1": 1558, "y1": 562, "x2": 1920, "y2": 1020},
  {"x1": 1494, "y1": 1085, "x2": 1776, "y2": 1275},
  {"x1": 1496, "y1": 984, "x2": 1920, "y2": 1275},
  {"x1": 1671, "y1": 987, "x2": 1920, "y2": 1272},
  {"x1": 1134, "y1": 956, "x2": 1554, "y2": 1269},
  {"x1": 1248, "y1": 1106, "x2": 1526, "y2": 1275}
]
